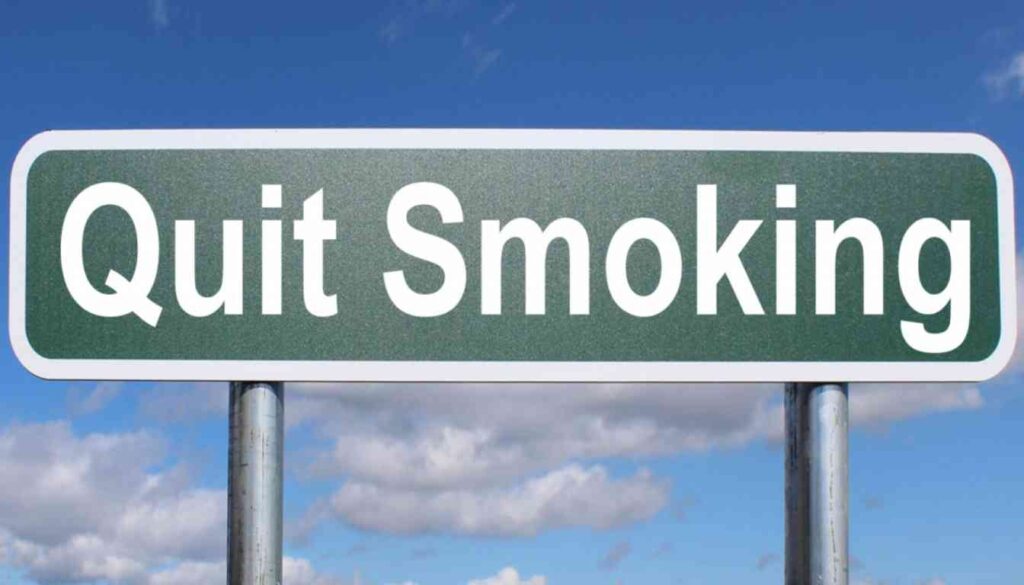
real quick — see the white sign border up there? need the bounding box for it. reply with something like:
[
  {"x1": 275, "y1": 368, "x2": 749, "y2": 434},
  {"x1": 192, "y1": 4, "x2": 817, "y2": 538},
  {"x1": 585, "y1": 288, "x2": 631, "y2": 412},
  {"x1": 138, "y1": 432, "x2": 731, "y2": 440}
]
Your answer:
[{"x1": 8, "y1": 129, "x2": 1018, "y2": 382}]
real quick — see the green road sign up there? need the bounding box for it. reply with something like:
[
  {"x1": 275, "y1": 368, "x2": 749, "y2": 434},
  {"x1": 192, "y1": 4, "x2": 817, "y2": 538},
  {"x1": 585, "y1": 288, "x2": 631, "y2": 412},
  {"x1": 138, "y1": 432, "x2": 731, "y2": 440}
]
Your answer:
[{"x1": 8, "y1": 130, "x2": 1017, "y2": 382}]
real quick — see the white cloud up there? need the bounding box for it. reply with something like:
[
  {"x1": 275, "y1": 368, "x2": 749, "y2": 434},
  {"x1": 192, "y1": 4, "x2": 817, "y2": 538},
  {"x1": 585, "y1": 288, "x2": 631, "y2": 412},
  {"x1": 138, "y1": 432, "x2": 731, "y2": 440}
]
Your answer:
[
  {"x1": 68, "y1": 382, "x2": 123, "y2": 416},
  {"x1": 138, "y1": 382, "x2": 227, "y2": 424},
  {"x1": 2, "y1": 534, "x2": 148, "y2": 584},
  {"x1": 293, "y1": 376, "x2": 984, "y2": 487},
  {"x1": 293, "y1": 382, "x2": 781, "y2": 486},
  {"x1": 0, "y1": 422, "x2": 172, "y2": 547},
  {"x1": 468, "y1": 567, "x2": 546, "y2": 585},
  {"x1": 985, "y1": 51, "x2": 1024, "y2": 98},
  {"x1": 0, "y1": 420, "x2": 336, "y2": 585},
  {"x1": 316, "y1": 425, "x2": 542, "y2": 490},
  {"x1": 462, "y1": 33, "x2": 502, "y2": 75},
  {"x1": 848, "y1": 383, "x2": 983, "y2": 430},
  {"x1": 599, "y1": 540, "x2": 631, "y2": 571},
  {"x1": 854, "y1": 575, "x2": 946, "y2": 585},
  {"x1": 114, "y1": 489, "x2": 225, "y2": 562},
  {"x1": 377, "y1": 0, "x2": 506, "y2": 75},
  {"x1": 146, "y1": 557, "x2": 340, "y2": 585},
  {"x1": 379, "y1": 0, "x2": 464, "y2": 45},
  {"x1": 492, "y1": 3, "x2": 516, "y2": 25},
  {"x1": 147, "y1": 561, "x2": 222, "y2": 585},
  {"x1": 328, "y1": 464, "x2": 667, "y2": 536},
  {"x1": 288, "y1": 368, "x2": 993, "y2": 536},
  {"x1": 283, "y1": 556, "x2": 344, "y2": 585},
  {"x1": 148, "y1": 0, "x2": 169, "y2": 30},
  {"x1": 0, "y1": 421, "x2": 219, "y2": 583}
]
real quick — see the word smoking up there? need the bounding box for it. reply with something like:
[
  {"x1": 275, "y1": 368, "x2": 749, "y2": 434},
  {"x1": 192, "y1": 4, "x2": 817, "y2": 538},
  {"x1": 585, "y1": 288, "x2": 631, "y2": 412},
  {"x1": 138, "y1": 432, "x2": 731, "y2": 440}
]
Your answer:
[{"x1": 61, "y1": 181, "x2": 970, "y2": 354}]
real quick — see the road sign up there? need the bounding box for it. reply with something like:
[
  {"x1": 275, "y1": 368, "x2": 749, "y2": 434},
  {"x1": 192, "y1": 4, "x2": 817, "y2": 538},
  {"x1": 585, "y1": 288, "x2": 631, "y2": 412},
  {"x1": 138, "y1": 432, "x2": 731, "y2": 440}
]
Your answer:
[{"x1": 8, "y1": 129, "x2": 1017, "y2": 382}]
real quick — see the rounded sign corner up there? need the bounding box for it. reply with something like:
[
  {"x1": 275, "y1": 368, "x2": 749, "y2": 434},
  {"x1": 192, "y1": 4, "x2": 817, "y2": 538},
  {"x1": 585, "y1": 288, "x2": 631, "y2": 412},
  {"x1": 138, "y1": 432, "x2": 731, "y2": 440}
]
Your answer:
[
  {"x1": 12, "y1": 130, "x2": 65, "y2": 183},
  {"x1": 7, "y1": 319, "x2": 56, "y2": 381},
  {"x1": 958, "y1": 132, "x2": 1014, "y2": 175},
  {"x1": 978, "y1": 326, "x2": 1019, "y2": 383}
]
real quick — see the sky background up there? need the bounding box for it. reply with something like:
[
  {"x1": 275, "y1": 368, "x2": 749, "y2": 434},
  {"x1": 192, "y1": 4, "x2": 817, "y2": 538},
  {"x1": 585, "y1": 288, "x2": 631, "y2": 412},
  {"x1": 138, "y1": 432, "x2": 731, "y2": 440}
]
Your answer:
[{"x1": 1, "y1": 1, "x2": 1024, "y2": 584}]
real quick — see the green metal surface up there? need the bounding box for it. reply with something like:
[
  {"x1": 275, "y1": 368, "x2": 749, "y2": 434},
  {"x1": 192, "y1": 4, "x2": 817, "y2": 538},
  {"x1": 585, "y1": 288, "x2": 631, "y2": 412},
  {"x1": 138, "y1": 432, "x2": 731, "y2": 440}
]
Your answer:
[{"x1": 23, "y1": 148, "x2": 1001, "y2": 362}]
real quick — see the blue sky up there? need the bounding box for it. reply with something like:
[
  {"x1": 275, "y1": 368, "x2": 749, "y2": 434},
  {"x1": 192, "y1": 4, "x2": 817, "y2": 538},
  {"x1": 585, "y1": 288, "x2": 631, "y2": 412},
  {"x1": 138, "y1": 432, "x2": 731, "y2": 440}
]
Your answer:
[{"x1": 1, "y1": 1, "x2": 1024, "y2": 584}]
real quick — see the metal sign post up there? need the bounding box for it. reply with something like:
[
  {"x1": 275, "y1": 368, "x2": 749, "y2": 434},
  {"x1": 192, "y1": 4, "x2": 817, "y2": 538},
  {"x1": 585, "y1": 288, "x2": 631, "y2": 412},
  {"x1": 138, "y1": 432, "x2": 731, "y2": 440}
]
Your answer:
[
  {"x1": 228, "y1": 382, "x2": 284, "y2": 585},
  {"x1": 785, "y1": 383, "x2": 849, "y2": 585}
]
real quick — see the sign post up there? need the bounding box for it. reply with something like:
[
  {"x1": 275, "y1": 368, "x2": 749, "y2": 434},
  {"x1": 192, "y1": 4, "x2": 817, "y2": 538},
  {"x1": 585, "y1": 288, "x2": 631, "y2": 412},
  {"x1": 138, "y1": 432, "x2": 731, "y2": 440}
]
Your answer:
[
  {"x1": 228, "y1": 381, "x2": 284, "y2": 585},
  {"x1": 7, "y1": 129, "x2": 1016, "y2": 585},
  {"x1": 786, "y1": 383, "x2": 849, "y2": 585}
]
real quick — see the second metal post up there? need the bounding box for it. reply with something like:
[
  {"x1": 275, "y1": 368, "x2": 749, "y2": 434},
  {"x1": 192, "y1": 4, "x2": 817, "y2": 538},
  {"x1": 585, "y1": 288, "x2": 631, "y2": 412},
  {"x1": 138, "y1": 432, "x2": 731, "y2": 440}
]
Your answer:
[
  {"x1": 228, "y1": 381, "x2": 284, "y2": 585},
  {"x1": 785, "y1": 383, "x2": 849, "y2": 585}
]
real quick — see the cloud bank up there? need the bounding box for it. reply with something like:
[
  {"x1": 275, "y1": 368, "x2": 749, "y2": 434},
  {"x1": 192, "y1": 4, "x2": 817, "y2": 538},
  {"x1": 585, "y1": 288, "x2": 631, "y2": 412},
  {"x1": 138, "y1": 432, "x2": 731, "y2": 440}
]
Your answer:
[{"x1": 0, "y1": 421, "x2": 336, "y2": 585}]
